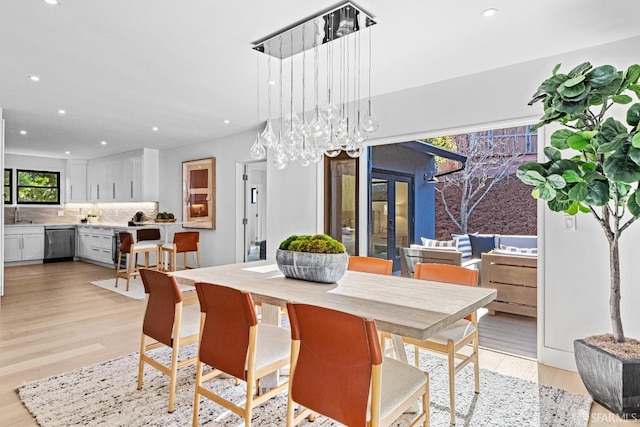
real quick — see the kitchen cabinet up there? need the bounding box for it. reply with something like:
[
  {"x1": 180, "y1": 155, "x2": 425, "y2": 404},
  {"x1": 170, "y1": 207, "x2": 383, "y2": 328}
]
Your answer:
[
  {"x1": 77, "y1": 226, "x2": 114, "y2": 264},
  {"x1": 4, "y1": 226, "x2": 45, "y2": 262},
  {"x1": 87, "y1": 149, "x2": 158, "y2": 202},
  {"x1": 65, "y1": 160, "x2": 87, "y2": 202}
]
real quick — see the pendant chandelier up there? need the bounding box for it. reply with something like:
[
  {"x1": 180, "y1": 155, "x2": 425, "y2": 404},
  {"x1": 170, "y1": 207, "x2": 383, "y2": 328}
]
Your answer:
[{"x1": 250, "y1": 2, "x2": 378, "y2": 169}]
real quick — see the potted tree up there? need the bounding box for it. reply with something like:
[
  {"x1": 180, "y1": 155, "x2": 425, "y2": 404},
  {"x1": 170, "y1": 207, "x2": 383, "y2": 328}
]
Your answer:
[
  {"x1": 518, "y1": 62, "x2": 640, "y2": 418},
  {"x1": 276, "y1": 234, "x2": 348, "y2": 284}
]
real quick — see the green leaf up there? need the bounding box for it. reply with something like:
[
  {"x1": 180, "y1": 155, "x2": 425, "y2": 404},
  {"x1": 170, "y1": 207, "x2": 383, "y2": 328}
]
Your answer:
[
  {"x1": 548, "y1": 198, "x2": 571, "y2": 212},
  {"x1": 550, "y1": 129, "x2": 574, "y2": 149},
  {"x1": 582, "y1": 169, "x2": 606, "y2": 182},
  {"x1": 628, "y1": 191, "x2": 640, "y2": 217},
  {"x1": 567, "y1": 133, "x2": 589, "y2": 150},
  {"x1": 578, "y1": 203, "x2": 591, "y2": 213},
  {"x1": 613, "y1": 94, "x2": 633, "y2": 104},
  {"x1": 597, "y1": 134, "x2": 628, "y2": 154},
  {"x1": 628, "y1": 147, "x2": 640, "y2": 165},
  {"x1": 632, "y1": 133, "x2": 640, "y2": 148},
  {"x1": 539, "y1": 184, "x2": 557, "y2": 200},
  {"x1": 568, "y1": 62, "x2": 592, "y2": 78},
  {"x1": 589, "y1": 65, "x2": 618, "y2": 88},
  {"x1": 539, "y1": 74, "x2": 569, "y2": 96},
  {"x1": 553, "y1": 95, "x2": 590, "y2": 114},
  {"x1": 568, "y1": 182, "x2": 588, "y2": 201},
  {"x1": 552, "y1": 63, "x2": 562, "y2": 75},
  {"x1": 521, "y1": 170, "x2": 546, "y2": 186},
  {"x1": 563, "y1": 169, "x2": 583, "y2": 183},
  {"x1": 592, "y1": 75, "x2": 623, "y2": 97},
  {"x1": 627, "y1": 103, "x2": 640, "y2": 127},
  {"x1": 600, "y1": 117, "x2": 629, "y2": 143},
  {"x1": 603, "y1": 151, "x2": 640, "y2": 183},
  {"x1": 629, "y1": 84, "x2": 640, "y2": 99},
  {"x1": 617, "y1": 182, "x2": 631, "y2": 198},
  {"x1": 517, "y1": 162, "x2": 547, "y2": 179},
  {"x1": 566, "y1": 202, "x2": 579, "y2": 215},
  {"x1": 564, "y1": 75, "x2": 585, "y2": 87},
  {"x1": 547, "y1": 174, "x2": 566, "y2": 189},
  {"x1": 622, "y1": 65, "x2": 640, "y2": 90},
  {"x1": 585, "y1": 181, "x2": 610, "y2": 206},
  {"x1": 581, "y1": 162, "x2": 597, "y2": 171},
  {"x1": 531, "y1": 187, "x2": 542, "y2": 199},
  {"x1": 544, "y1": 146, "x2": 562, "y2": 161},
  {"x1": 549, "y1": 159, "x2": 580, "y2": 176}
]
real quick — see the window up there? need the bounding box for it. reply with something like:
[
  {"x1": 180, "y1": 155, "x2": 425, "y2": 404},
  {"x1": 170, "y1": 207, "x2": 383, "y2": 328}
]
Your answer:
[
  {"x1": 4, "y1": 169, "x2": 12, "y2": 204},
  {"x1": 17, "y1": 169, "x2": 60, "y2": 205}
]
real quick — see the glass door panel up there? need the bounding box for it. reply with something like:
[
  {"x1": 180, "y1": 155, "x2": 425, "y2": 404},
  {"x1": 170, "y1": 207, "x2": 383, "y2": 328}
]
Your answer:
[
  {"x1": 395, "y1": 181, "x2": 409, "y2": 259},
  {"x1": 370, "y1": 178, "x2": 388, "y2": 258}
]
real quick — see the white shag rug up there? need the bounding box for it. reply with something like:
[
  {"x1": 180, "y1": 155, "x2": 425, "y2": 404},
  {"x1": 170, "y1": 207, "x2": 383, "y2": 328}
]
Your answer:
[
  {"x1": 17, "y1": 344, "x2": 591, "y2": 426},
  {"x1": 90, "y1": 278, "x2": 194, "y2": 300}
]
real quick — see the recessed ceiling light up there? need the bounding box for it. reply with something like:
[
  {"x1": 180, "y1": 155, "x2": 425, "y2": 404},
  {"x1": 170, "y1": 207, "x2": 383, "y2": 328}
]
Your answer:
[
  {"x1": 224, "y1": 119, "x2": 230, "y2": 124},
  {"x1": 65, "y1": 151, "x2": 70, "y2": 155},
  {"x1": 101, "y1": 141, "x2": 107, "y2": 145},
  {"x1": 481, "y1": 8, "x2": 498, "y2": 17},
  {"x1": 43, "y1": 0, "x2": 61, "y2": 5},
  {"x1": 28, "y1": 75, "x2": 40, "y2": 82},
  {"x1": 152, "y1": 126, "x2": 159, "y2": 131},
  {"x1": 58, "y1": 109, "x2": 66, "y2": 115},
  {"x1": 268, "y1": 80, "x2": 276, "y2": 86},
  {"x1": 20, "y1": 130, "x2": 27, "y2": 135}
]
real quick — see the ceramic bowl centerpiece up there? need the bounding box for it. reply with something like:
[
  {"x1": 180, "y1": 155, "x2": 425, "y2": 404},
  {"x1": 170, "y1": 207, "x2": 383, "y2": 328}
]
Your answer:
[{"x1": 276, "y1": 234, "x2": 348, "y2": 284}]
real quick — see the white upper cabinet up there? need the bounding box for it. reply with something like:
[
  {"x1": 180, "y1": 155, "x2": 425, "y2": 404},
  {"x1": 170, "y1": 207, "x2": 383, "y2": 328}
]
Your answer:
[
  {"x1": 65, "y1": 159, "x2": 87, "y2": 202},
  {"x1": 86, "y1": 149, "x2": 158, "y2": 202}
]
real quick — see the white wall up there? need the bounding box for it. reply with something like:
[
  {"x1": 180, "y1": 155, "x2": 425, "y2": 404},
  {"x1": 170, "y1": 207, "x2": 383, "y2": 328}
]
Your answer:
[{"x1": 1, "y1": 109, "x2": 4, "y2": 298}]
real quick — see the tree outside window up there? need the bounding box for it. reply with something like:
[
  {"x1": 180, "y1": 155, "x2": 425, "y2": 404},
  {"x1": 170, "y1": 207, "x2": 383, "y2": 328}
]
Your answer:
[
  {"x1": 17, "y1": 169, "x2": 60, "y2": 204},
  {"x1": 4, "y1": 169, "x2": 12, "y2": 204}
]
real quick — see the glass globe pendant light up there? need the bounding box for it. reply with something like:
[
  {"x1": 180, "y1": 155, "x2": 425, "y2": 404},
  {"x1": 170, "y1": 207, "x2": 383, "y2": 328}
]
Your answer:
[
  {"x1": 361, "y1": 26, "x2": 379, "y2": 132},
  {"x1": 260, "y1": 54, "x2": 278, "y2": 148},
  {"x1": 251, "y1": 54, "x2": 266, "y2": 160}
]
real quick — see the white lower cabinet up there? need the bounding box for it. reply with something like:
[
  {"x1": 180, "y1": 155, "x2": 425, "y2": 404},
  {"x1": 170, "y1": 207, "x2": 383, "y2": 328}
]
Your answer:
[
  {"x1": 77, "y1": 226, "x2": 114, "y2": 264},
  {"x1": 4, "y1": 226, "x2": 45, "y2": 262}
]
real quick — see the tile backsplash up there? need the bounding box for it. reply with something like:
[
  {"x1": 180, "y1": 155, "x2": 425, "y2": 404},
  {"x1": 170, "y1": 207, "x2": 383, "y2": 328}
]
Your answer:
[{"x1": 4, "y1": 202, "x2": 159, "y2": 225}]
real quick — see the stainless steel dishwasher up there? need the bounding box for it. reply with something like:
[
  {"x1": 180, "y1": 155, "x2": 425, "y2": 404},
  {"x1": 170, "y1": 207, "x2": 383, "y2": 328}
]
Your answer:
[{"x1": 44, "y1": 226, "x2": 76, "y2": 262}]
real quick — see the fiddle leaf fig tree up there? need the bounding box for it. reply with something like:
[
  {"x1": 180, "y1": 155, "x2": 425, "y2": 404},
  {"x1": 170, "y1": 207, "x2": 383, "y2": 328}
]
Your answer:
[{"x1": 518, "y1": 62, "x2": 640, "y2": 343}]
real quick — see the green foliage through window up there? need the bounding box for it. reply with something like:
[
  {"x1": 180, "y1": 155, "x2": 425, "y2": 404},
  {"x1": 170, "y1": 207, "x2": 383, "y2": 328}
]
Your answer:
[
  {"x1": 17, "y1": 169, "x2": 60, "y2": 204},
  {"x1": 4, "y1": 169, "x2": 12, "y2": 204}
]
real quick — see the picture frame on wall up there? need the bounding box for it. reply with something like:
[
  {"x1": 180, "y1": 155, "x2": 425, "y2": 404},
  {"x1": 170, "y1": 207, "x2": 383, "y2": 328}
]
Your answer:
[{"x1": 182, "y1": 157, "x2": 216, "y2": 229}]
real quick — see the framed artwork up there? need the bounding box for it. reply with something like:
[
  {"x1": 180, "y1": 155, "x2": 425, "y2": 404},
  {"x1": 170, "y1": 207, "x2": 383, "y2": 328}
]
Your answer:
[{"x1": 182, "y1": 157, "x2": 216, "y2": 229}]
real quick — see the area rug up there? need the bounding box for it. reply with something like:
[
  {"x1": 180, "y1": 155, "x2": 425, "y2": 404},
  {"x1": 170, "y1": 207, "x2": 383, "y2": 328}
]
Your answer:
[
  {"x1": 17, "y1": 344, "x2": 591, "y2": 426},
  {"x1": 89, "y1": 278, "x2": 194, "y2": 300}
]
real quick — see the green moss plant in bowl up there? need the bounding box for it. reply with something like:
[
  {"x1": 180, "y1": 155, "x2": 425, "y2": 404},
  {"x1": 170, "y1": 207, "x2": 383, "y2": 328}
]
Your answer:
[{"x1": 276, "y1": 234, "x2": 348, "y2": 284}]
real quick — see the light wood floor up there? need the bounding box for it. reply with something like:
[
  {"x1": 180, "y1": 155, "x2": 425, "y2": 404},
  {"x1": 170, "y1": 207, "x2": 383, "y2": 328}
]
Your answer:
[
  {"x1": 0, "y1": 261, "x2": 636, "y2": 426},
  {"x1": 478, "y1": 311, "x2": 537, "y2": 359}
]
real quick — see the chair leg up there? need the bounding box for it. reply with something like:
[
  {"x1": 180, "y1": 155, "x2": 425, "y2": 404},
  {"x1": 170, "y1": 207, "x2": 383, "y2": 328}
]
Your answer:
[
  {"x1": 168, "y1": 340, "x2": 180, "y2": 413},
  {"x1": 192, "y1": 360, "x2": 203, "y2": 427},
  {"x1": 414, "y1": 345, "x2": 420, "y2": 368},
  {"x1": 137, "y1": 334, "x2": 146, "y2": 390},
  {"x1": 172, "y1": 251, "x2": 177, "y2": 272},
  {"x1": 196, "y1": 247, "x2": 201, "y2": 268},
  {"x1": 115, "y1": 252, "x2": 122, "y2": 287},
  {"x1": 244, "y1": 376, "x2": 254, "y2": 427},
  {"x1": 126, "y1": 253, "x2": 135, "y2": 291},
  {"x1": 423, "y1": 372, "x2": 430, "y2": 427},
  {"x1": 473, "y1": 331, "x2": 480, "y2": 393},
  {"x1": 447, "y1": 340, "x2": 456, "y2": 425}
]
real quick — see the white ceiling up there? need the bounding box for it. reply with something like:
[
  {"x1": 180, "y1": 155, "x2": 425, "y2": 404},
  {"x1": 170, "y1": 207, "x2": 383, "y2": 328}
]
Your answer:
[{"x1": 2, "y1": 0, "x2": 640, "y2": 160}]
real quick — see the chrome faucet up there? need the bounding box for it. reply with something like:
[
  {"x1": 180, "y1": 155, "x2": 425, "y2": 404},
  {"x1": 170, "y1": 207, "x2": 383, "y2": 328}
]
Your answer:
[{"x1": 15, "y1": 206, "x2": 20, "y2": 223}]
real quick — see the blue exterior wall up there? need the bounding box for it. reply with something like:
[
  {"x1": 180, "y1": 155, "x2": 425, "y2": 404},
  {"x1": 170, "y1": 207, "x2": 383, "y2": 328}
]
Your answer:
[{"x1": 370, "y1": 143, "x2": 436, "y2": 244}]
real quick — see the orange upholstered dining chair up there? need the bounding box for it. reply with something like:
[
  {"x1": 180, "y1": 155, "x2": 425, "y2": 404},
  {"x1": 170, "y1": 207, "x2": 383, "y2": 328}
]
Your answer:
[
  {"x1": 160, "y1": 231, "x2": 201, "y2": 272},
  {"x1": 115, "y1": 231, "x2": 160, "y2": 291},
  {"x1": 137, "y1": 269, "x2": 200, "y2": 413},
  {"x1": 192, "y1": 282, "x2": 290, "y2": 427},
  {"x1": 408, "y1": 262, "x2": 479, "y2": 425},
  {"x1": 285, "y1": 302, "x2": 429, "y2": 427},
  {"x1": 347, "y1": 256, "x2": 393, "y2": 275}
]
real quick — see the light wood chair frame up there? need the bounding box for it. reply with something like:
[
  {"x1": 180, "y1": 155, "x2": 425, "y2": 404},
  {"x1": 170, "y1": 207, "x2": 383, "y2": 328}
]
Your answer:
[
  {"x1": 404, "y1": 263, "x2": 479, "y2": 425},
  {"x1": 137, "y1": 277, "x2": 199, "y2": 413},
  {"x1": 115, "y1": 233, "x2": 160, "y2": 291},
  {"x1": 160, "y1": 242, "x2": 201, "y2": 272},
  {"x1": 192, "y1": 291, "x2": 290, "y2": 427}
]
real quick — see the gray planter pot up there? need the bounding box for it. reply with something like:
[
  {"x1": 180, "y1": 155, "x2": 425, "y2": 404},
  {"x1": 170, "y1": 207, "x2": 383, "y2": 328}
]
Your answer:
[
  {"x1": 574, "y1": 339, "x2": 640, "y2": 419},
  {"x1": 276, "y1": 249, "x2": 348, "y2": 284}
]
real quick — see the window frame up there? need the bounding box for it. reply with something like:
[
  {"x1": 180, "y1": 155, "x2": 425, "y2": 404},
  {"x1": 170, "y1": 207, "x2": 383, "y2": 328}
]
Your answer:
[
  {"x1": 16, "y1": 169, "x2": 61, "y2": 205},
  {"x1": 4, "y1": 168, "x2": 12, "y2": 205}
]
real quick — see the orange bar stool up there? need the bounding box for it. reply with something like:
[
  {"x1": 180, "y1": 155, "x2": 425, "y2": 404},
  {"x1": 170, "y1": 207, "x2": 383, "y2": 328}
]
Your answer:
[
  {"x1": 115, "y1": 231, "x2": 160, "y2": 291},
  {"x1": 160, "y1": 231, "x2": 201, "y2": 272}
]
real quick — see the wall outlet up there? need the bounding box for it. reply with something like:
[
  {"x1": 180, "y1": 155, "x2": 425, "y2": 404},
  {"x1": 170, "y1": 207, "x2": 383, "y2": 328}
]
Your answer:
[{"x1": 57, "y1": 210, "x2": 64, "y2": 217}]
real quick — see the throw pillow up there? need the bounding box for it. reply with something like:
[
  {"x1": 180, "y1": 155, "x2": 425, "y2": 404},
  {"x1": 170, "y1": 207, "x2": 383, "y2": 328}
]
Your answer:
[
  {"x1": 410, "y1": 243, "x2": 459, "y2": 252},
  {"x1": 469, "y1": 234, "x2": 496, "y2": 258},
  {"x1": 494, "y1": 248, "x2": 537, "y2": 257},
  {"x1": 499, "y1": 244, "x2": 538, "y2": 255},
  {"x1": 452, "y1": 234, "x2": 472, "y2": 259},
  {"x1": 420, "y1": 237, "x2": 456, "y2": 248}
]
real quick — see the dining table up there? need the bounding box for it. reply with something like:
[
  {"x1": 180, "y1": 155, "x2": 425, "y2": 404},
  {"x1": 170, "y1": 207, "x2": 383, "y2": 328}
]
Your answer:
[{"x1": 171, "y1": 260, "x2": 497, "y2": 375}]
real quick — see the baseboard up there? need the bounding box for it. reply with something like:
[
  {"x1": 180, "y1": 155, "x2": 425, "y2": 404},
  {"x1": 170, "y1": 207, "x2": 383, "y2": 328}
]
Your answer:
[{"x1": 540, "y1": 346, "x2": 577, "y2": 372}]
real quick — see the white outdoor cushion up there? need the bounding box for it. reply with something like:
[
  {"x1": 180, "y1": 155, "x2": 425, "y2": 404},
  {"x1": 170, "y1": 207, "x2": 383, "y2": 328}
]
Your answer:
[
  {"x1": 420, "y1": 237, "x2": 457, "y2": 248},
  {"x1": 410, "y1": 244, "x2": 459, "y2": 252},
  {"x1": 493, "y1": 248, "x2": 537, "y2": 257}
]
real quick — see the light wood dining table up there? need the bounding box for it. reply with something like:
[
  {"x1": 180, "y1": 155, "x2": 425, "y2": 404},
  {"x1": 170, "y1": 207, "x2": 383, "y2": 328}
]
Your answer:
[{"x1": 171, "y1": 260, "x2": 497, "y2": 365}]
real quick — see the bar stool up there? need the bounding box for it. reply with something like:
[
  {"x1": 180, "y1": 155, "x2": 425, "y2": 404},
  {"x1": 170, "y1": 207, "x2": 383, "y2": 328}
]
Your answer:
[
  {"x1": 136, "y1": 228, "x2": 162, "y2": 269},
  {"x1": 115, "y1": 231, "x2": 160, "y2": 291},
  {"x1": 159, "y1": 231, "x2": 201, "y2": 272}
]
